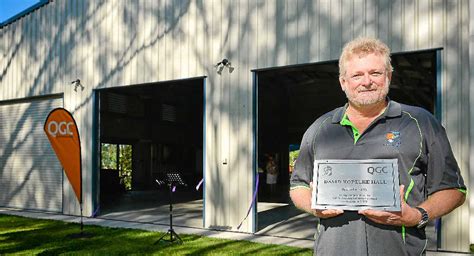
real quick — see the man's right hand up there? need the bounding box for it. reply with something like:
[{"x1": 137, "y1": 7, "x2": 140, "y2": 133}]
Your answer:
[
  {"x1": 313, "y1": 209, "x2": 344, "y2": 218},
  {"x1": 290, "y1": 185, "x2": 344, "y2": 218}
]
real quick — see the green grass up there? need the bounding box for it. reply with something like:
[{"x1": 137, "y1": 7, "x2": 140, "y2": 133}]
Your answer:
[{"x1": 0, "y1": 214, "x2": 312, "y2": 255}]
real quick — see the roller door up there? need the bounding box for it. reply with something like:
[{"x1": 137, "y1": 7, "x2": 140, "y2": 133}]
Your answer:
[{"x1": 0, "y1": 97, "x2": 63, "y2": 212}]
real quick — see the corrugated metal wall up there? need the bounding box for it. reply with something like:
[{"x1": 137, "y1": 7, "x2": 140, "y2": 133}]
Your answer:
[
  {"x1": 0, "y1": 0, "x2": 471, "y2": 251},
  {"x1": 469, "y1": 0, "x2": 474, "y2": 249},
  {"x1": 0, "y1": 97, "x2": 63, "y2": 212}
]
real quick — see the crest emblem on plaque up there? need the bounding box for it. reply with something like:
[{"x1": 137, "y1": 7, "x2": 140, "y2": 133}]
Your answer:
[{"x1": 322, "y1": 165, "x2": 333, "y2": 176}]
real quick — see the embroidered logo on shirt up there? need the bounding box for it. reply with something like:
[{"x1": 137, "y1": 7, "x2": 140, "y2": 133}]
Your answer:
[{"x1": 385, "y1": 131, "x2": 401, "y2": 147}]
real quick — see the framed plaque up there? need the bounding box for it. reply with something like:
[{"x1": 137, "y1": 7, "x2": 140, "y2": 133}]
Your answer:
[{"x1": 311, "y1": 159, "x2": 400, "y2": 211}]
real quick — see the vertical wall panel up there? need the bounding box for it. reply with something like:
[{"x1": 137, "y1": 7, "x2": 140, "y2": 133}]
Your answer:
[
  {"x1": 165, "y1": 0, "x2": 174, "y2": 80},
  {"x1": 440, "y1": 0, "x2": 469, "y2": 251},
  {"x1": 459, "y1": 0, "x2": 470, "y2": 249},
  {"x1": 9, "y1": 22, "x2": 15, "y2": 98},
  {"x1": 15, "y1": 19, "x2": 22, "y2": 99},
  {"x1": 256, "y1": 0, "x2": 266, "y2": 68},
  {"x1": 318, "y1": 0, "x2": 330, "y2": 60},
  {"x1": 353, "y1": 0, "x2": 365, "y2": 38},
  {"x1": 341, "y1": 0, "x2": 354, "y2": 48},
  {"x1": 378, "y1": 0, "x2": 390, "y2": 44},
  {"x1": 266, "y1": 0, "x2": 277, "y2": 66},
  {"x1": 390, "y1": 0, "x2": 403, "y2": 52},
  {"x1": 245, "y1": 0, "x2": 256, "y2": 231},
  {"x1": 296, "y1": 0, "x2": 308, "y2": 64},
  {"x1": 182, "y1": 0, "x2": 189, "y2": 78},
  {"x1": 403, "y1": 0, "x2": 416, "y2": 50},
  {"x1": 58, "y1": 0, "x2": 66, "y2": 93},
  {"x1": 417, "y1": 0, "x2": 430, "y2": 48},
  {"x1": 286, "y1": 0, "x2": 297, "y2": 65},
  {"x1": 205, "y1": 0, "x2": 223, "y2": 228},
  {"x1": 157, "y1": 0, "x2": 165, "y2": 82},
  {"x1": 36, "y1": 6, "x2": 44, "y2": 96},
  {"x1": 136, "y1": 0, "x2": 144, "y2": 83},
  {"x1": 227, "y1": 0, "x2": 239, "y2": 229},
  {"x1": 365, "y1": 0, "x2": 377, "y2": 37},
  {"x1": 219, "y1": 0, "x2": 230, "y2": 228},
  {"x1": 276, "y1": 0, "x2": 287, "y2": 66},
  {"x1": 469, "y1": 0, "x2": 474, "y2": 247}
]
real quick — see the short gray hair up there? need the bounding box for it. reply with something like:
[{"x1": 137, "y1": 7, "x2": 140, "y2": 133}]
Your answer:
[{"x1": 339, "y1": 37, "x2": 393, "y2": 78}]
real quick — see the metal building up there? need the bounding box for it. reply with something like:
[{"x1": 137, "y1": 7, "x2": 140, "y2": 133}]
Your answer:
[{"x1": 0, "y1": 0, "x2": 472, "y2": 252}]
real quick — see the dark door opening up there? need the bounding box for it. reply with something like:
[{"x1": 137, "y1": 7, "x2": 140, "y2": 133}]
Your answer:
[
  {"x1": 255, "y1": 50, "x2": 439, "y2": 241},
  {"x1": 96, "y1": 78, "x2": 204, "y2": 228}
]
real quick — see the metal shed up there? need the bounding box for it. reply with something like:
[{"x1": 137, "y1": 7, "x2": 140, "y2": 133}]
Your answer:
[{"x1": 0, "y1": 0, "x2": 472, "y2": 252}]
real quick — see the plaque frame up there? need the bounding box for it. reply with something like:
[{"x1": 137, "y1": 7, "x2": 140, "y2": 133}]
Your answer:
[{"x1": 311, "y1": 159, "x2": 401, "y2": 211}]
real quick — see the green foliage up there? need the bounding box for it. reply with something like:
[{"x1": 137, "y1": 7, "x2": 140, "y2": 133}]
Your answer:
[
  {"x1": 119, "y1": 144, "x2": 133, "y2": 191},
  {"x1": 101, "y1": 143, "x2": 117, "y2": 169},
  {"x1": 0, "y1": 214, "x2": 312, "y2": 255},
  {"x1": 289, "y1": 150, "x2": 300, "y2": 167}
]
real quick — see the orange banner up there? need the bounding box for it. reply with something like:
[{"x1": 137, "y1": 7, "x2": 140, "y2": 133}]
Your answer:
[{"x1": 44, "y1": 108, "x2": 82, "y2": 204}]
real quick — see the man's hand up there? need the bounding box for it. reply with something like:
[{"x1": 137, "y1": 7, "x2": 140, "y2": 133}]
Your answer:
[
  {"x1": 358, "y1": 185, "x2": 420, "y2": 226},
  {"x1": 290, "y1": 182, "x2": 344, "y2": 218},
  {"x1": 313, "y1": 209, "x2": 344, "y2": 218}
]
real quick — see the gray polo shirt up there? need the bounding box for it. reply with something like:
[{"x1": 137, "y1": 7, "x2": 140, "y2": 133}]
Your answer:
[{"x1": 290, "y1": 100, "x2": 466, "y2": 256}]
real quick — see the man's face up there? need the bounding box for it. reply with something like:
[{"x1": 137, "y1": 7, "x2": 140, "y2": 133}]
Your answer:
[{"x1": 339, "y1": 53, "x2": 391, "y2": 107}]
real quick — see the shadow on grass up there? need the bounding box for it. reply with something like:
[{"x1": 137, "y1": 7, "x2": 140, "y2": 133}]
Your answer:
[{"x1": 0, "y1": 214, "x2": 312, "y2": 255}]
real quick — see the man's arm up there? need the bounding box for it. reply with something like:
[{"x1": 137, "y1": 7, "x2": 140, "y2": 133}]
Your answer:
[
  {"x1": 290, "y1": 187, "x2": 313, "y2": 213},
  {"x1": 359, "y1": 187, "x2": 465, "y2": 227},
  {"x1": 419, "y1": 188, "x2": 465, "y2": 220},
  {"x1": 290, "y1": 186, "x2": 343, "y2": 218}
]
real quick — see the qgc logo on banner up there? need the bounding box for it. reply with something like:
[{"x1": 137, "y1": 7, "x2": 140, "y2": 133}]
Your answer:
[{"x1": 47, "y1": 121, "x2": 74, "y2": 137}]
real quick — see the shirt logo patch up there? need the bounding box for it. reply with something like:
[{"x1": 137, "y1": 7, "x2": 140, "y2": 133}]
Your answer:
[{"x1": 385, "y1": 131, "x2": 401, "y2": 147}]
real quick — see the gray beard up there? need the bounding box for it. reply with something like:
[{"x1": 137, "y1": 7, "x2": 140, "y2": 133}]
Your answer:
[{"x1": 344, "y1": 81, "x2": 390, "y2": 107}]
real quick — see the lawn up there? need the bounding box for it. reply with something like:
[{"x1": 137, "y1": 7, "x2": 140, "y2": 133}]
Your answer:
[{"x1": 0, "y1": 214, "x2": 312, "y2": 255}]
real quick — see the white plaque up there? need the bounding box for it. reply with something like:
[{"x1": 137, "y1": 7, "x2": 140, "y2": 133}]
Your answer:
[{"x1": 311, "y1": 159, "x2": 401, "y2": 211}]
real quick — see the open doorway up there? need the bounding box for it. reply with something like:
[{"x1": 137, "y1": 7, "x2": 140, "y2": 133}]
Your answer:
[
  {"x1": 96, "y1": 77, "x2": 204, "y2": 228},
  {"x1": 255, "y1": 50, "x2": 439, "y2": 241}
]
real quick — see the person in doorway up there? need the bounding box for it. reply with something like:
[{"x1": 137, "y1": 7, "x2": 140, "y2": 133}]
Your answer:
[
  {"x1": 289, "y1": 37, "x2": 466, "y2": 256},
  {"x1": 265, "y1": 155, "x2": 278, "y2": 196}
]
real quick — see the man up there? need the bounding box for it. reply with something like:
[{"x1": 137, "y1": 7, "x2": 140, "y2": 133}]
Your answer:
[{"x1": 290, "y1": 37, "x2": 466, "y2": 256}]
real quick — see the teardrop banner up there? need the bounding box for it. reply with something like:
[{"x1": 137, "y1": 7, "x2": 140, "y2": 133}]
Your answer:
[{"x1": 44, "y1": 108, "x2": 82, "y2": 204}]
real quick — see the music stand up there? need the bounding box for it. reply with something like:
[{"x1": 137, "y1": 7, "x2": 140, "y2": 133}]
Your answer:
[{"x1": 155, "y1": 172, "x2": 187, "y2": 244}]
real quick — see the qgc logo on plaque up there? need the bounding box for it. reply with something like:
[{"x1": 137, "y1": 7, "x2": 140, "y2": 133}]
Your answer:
[{"x1": 311, "y1": 159, "x2": 401, "y2": 211}]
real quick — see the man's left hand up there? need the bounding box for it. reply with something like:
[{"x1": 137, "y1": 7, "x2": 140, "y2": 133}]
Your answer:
[{"x1": 358, "y1": 185, "x2": 420, "y2": 227}]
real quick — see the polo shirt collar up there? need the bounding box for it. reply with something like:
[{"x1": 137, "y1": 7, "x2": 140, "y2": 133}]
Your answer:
[
  {"x1": 385, "y1": 99, "x2": 402, "y2": 118},
  {"x1": 332, "y1": 105, "x2": 347, "y2": 123},
  {"x1": 331, "y1": 98, "x2": 402, "y2": 124}
]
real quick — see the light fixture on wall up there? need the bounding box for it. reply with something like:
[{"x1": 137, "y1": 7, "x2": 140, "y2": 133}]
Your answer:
[
  {"x1": 215, "y1": 59, "x2": 234, "y2": 75},
  {"x1": 71, "y1": 79, "x2": 84, "y2": 92}
]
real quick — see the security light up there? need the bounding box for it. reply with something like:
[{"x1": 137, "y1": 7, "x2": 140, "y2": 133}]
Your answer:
[
  {"x1": 215, "y1": 58, "x2": 234, "y2": 75},
  {"x1": 71, "y1": 79, "x2": 84, "y2": 92}
]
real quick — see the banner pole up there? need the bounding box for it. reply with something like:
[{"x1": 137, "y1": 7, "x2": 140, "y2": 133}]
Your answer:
[{"x1": 80, "y1": 203, "x2": 83, "y2": 234}]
